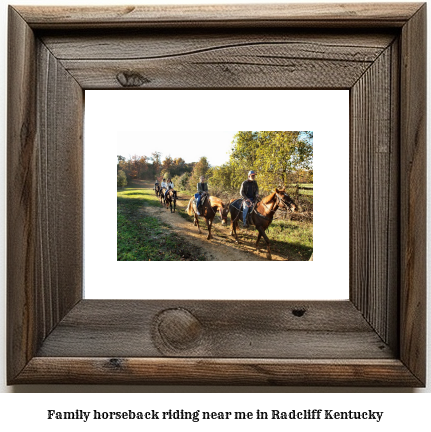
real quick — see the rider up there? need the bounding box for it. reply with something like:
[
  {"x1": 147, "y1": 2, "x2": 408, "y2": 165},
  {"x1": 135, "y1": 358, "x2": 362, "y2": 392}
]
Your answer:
[
  {"x1": 195, "y1": 175, "x2": 208, "y2": 216},
  {"x1": 164, "y1": 178, "x2": 175, "y2": 200},
  {"x1": 154, "y1": 178, "x2": 159, "y2": 190},
  {"x1": 240, "y1": 170, "x2": 258, "y2": 228}
]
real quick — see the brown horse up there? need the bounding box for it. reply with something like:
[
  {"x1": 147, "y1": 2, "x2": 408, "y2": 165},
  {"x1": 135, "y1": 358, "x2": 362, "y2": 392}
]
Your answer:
[
  {"x1": 159, "y1": 187, "x2": 166, "y2": 204},
  {"x1": 154, "y1": 184, "x2": 161, "y2": 197},
  {"x1": 186, "y1": 194, "x2": 229, "y2": 240},
  {"x1": 229, "y1": 188, "x2": 296, "y2": 260},
  {"x1": 164, "y1": 189, "x2": 177, "y2": 212}
]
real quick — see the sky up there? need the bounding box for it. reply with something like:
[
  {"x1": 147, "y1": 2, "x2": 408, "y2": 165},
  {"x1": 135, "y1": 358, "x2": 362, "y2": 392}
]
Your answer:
[{"x1": 117, "y1": 130, "x2": 237, "y2": 167}]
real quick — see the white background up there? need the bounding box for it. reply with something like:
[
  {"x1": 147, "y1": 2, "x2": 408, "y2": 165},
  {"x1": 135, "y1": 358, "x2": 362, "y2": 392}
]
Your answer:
[
  {"x1": 85, "y1": 90, "x2": 349, "y2": 300},
  {"x1": 0, "y1": 0, "x2": 430, "y2": 425}
]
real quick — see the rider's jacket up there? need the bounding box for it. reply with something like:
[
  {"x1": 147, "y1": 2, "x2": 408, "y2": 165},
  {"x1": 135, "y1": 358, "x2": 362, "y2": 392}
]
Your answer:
[
  {"x1": 240, "y1": 180, "x2": 259, "y2": 201},
  {"x1": 197, "y1": 182, "x2": 208, "y2": 194}
]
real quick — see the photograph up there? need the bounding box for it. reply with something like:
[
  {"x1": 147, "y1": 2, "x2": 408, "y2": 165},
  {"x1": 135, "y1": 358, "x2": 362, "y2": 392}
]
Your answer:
[{"x1": 116, "y1": 130, "x2": 313, "y2": 262}]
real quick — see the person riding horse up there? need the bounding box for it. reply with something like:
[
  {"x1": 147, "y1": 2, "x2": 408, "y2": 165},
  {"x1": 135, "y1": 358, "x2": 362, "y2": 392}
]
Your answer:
[
  {"x1": 240, "y1": 170, "x2": 259, "y2": 228},
  {"x1": 164, "y1": 178, "x2": 175, "y2": 200},
  {"x1": 195, "y1": 176, "x2": 209, "y2": 216},
  {"x1": 160, "y1": 178, "x2": 167, "y2": 191}
]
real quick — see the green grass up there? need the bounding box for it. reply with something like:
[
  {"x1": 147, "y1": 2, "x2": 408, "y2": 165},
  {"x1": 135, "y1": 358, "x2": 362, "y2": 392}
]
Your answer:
[
  {"x1": 118, "y1": 180, "x2": 313, "y2": 261},
  {"x1": 227, "y1": 217, "x2": 313, "y2": 261},
  {"x1": 266, "y1": 219, "x2": 313, "y2": 260},
  {"x1": 177, "y1": 185, "x2": 313, "y2": 260},
  {"x1": 117, "y1": 184, "x2": 206, "y2": 261}
]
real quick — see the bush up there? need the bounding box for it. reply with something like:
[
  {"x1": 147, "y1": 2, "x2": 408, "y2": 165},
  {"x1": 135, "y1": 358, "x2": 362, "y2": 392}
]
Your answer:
[
  {"x1": 117, "y1": 170, "x2": 127, "y2": 187},
  {"x1": 173, "y1": 172, "x2": 192, "y2": 191}
]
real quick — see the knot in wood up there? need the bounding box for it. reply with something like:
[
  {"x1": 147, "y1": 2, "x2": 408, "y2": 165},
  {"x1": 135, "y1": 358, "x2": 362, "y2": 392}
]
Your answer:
[
  {"x1": 155, "y1": 308, "x2": 203, "y2": 351},
  {"x1": 116, "y1": 71, "x2": 150, "y2": 87},
  {"x1": 292, "y1": 308, "x2": 306, "y2": 317}
]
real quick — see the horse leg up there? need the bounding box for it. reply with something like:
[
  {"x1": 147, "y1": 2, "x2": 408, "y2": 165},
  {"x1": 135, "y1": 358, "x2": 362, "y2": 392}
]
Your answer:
[
  {"x1": 230, "y1": 217, "x2": 235, "y2": 236},
  {"x1": 195, "y1": 214, "x2": 201, "y2": 234},
  {"x1": 260, "y1": 229, "x2": 272, "y2": 260},
  {"x1": 173, "y1": 199, "x2": 176, "y2": 213},
  {"x1": 232, "y1": 219, "x2": 239, "y2": 243},
  {"x1": 229, "y1": 210, "x2": 238, "y2": 242},
  {"x1": 255, "y1": 231, "x2": 262, "y2": 251},
  {"x1": 206, "y1": 217, "x2": 213, "y2": 240},
  {"x1": 193, "y1": 206, "x2": 198, "y2": 226}
]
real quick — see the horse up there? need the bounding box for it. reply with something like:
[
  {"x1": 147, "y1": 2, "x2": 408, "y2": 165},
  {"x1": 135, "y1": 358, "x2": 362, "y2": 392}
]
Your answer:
[
  {"x1": 229, "y1": 188, "x2": 296, "y2": 260},
  {"x1": 154, "y1": 184, "x2": 160, "y2": 197},
  {"x1": 159, "y1": 187, "x2": 166, "y2": 204},
  {"x1": 164, "y1": 189, "x2": 177, "y2": 213},
  {"x1": 186, "y1": 194, "x2": 229, "y2": 240}
]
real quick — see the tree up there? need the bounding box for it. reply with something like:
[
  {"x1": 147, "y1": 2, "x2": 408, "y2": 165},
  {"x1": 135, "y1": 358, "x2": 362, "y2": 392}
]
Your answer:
[
  {"x1": 151, "y1": 151, "x2": 162, "y2": 177},
  {"x1": 172, "y1": 171, "x2": 191, "y2": 191},
  {"x1": 229, "y1": 131, "x2": 260, "y2": 188},
  {"x1": 161, "y1": 155, "x2": 173, "y2": 172},
  {"x1": 208, "y1": 163, "x2": 235, "y2": 192},
  {"x1": 227, "y1": 131, "x2": 313, "y2": 192},
  {"x1": 117, "y1": 155, "x2": 126, "y2": 172},
  {"x1": 171, "y1": 157, "x2": 186, "y2": 177},
  {"x1": 117, "y1": 170, "x2": 127, "y2": 187},
  {"x1": 160, "y1": 169, "x2": 172, "y2": 181},
  {"x1": 188, "y1": 156, "x2": 211, "y2": 189}
]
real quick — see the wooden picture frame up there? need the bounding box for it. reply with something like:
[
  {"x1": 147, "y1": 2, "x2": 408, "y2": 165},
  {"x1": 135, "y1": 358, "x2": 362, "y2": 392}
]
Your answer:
[{"x1": 7, "y1": 3, "x2": 426, "y2": 386}]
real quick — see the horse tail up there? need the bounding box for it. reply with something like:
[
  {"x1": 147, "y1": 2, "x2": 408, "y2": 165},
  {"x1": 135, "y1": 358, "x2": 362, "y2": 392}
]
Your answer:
[{"x1": 186, "y1": 197, "x2": 194, "y2": 216}]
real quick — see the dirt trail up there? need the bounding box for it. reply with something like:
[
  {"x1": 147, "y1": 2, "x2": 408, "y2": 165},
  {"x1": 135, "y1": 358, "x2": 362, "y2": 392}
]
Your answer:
[{"x1": 144, "y1": 187, "x2": 286, "y2": 261}]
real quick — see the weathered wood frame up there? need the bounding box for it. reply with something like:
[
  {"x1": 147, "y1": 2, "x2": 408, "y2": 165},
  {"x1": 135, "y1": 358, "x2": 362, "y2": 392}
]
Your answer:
[{"x1": 7, "y1": 4, "x2": 426, "y2": 386}]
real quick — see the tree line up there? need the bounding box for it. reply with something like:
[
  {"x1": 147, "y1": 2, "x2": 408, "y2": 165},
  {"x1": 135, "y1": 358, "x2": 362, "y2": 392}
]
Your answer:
[{"x1": 118, "y1": 131, "x2": 313, "y2": 195}]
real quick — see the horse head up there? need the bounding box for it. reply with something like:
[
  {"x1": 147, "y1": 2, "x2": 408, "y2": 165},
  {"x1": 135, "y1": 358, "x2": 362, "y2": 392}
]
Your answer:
[
  {"x1": 275, "y1": 188, "x2": 297, "y2": 212},
  {"x1": 220, "y1": 202, "x2": 229, "y2": 225}
]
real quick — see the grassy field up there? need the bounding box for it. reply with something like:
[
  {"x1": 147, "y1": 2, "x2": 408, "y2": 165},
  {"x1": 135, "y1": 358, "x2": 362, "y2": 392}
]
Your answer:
[
  {"x1": 117, "y1": 182, "x2": 206, "y2": 261},
  {"x1": 118, "y1": 180, "x2": 313, "y2": 261},
  {"x1": 265, "y1": 219, "x2": 313, "y2": 260},
  {"x1": 173, "y1": 185, "x2": 313, "y2": 261}
]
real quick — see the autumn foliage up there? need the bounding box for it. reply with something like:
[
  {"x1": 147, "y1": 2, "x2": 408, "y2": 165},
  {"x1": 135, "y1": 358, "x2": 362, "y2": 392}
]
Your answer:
[{"x1": 117, "y1": 131, "x2": 313, "y2": 196}]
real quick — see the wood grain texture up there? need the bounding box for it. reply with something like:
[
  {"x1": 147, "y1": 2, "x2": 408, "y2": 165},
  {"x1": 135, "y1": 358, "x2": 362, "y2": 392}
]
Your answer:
[
  {"x1": 7, "y1": 6, "x2": 83, "y2": 383},
  {"x1": 35, "y1": 40, "x2": 84, "y2": 336},
  {"x1": 50, "y1": 32, "x2": 394, "y2": 89},
  {"x1": 399, "y1": 3, "x2": 427, "y2": 385},
  {"x1": 7, "y1": 3, "x2": 426, "y2": 386},
  {"x1": 7, "y1": 6, "x2": 38, "y2": 381},
  {"x1": 41, "y1": 30, "x2": 395, "y2": 89},
  {"x1": 350, "y1": 44, "x2": 398, "y2": 347},
  {"x1": 36, "y1": 300, "x2": 393, "y2": 359},
  {"x1": 41, "y1": 31, "x2": 395, "y2": 60},
  {"x1": 15, "y1": 3, "x2": 423, "y2": 29},
  {"x1": 15, "y1": 358, "x2": 423, "y2": 386}
]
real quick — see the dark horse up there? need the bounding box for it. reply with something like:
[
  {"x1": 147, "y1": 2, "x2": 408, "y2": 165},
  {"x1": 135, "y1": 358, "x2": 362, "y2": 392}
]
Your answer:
[
  {"x1": 154, "y1": 184, "x2": 161, "y2": 197},
  {"x1": 164, "y1": 189, "x2": 177, "y2": 213},
  {"x1": 159, "y1": 187, "x2": 166, "y2": 204},
  {"x1": 186, "y1": 194, "x2": 229, "y2": 240},
  {"x1": 229, "y1": 188, "x2": 296, "y2": 260}
]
